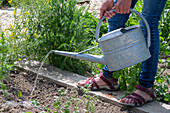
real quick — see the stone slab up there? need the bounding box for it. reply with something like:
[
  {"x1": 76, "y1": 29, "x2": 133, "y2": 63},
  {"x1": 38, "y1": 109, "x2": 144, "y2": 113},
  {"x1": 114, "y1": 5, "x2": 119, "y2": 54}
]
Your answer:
[{"x1": 14, "y1": 60, "x2": 170, "y2": 113}]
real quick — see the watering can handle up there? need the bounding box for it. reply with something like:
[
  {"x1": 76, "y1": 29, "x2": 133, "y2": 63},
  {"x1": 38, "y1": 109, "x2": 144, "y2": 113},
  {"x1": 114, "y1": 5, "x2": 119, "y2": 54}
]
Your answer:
[{"x1": 95, "y1": 9, "x2": 151, "y2": 48}]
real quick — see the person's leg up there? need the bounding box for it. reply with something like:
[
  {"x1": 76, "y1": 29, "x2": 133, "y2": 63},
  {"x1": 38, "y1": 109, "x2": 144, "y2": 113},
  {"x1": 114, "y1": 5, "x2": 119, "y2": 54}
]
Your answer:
[
  {"x1": 120, "y1": 0, "x2": 167, "y2": 106},
  {"x1": 139, "y1": 0, "x2": 167, "y2": 88},
  {"x1": 78, "y1": 0, "x2": 138, "y2": 88}
]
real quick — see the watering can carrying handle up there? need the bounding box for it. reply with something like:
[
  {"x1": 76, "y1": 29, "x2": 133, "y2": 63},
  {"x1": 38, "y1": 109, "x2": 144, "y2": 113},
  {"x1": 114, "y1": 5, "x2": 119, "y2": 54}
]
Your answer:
[{"x1": 95, "y1": 9, "x2": 151, "y2": 48}]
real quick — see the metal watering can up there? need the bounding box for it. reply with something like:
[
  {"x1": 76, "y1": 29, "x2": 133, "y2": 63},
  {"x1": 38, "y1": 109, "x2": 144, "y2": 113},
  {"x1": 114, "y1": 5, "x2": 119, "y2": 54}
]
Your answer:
[{"x1": 52, "y1": 9, "x2": 151, "y2": 71}]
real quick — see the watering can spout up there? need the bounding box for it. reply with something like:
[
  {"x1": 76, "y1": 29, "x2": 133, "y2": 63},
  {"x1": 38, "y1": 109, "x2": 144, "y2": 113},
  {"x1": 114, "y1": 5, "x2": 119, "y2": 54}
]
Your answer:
[{"x1": 51, "y1": 50, "x2": 106, "y2": 64}]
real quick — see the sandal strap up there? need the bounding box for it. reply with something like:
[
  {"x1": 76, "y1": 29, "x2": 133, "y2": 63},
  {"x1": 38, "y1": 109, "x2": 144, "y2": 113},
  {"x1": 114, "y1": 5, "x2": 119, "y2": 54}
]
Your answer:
[
  {"x1": 135, "y1": 85, "x2": 155, "y2": 99},
  {"x1": 121, "y1": 85, "x2": 155, "y2": 106},
  {"x1": 84, "y1": 77, "x2": 92, "y2": 85},
  {"x1": 84, "y1": 77, "x2": 100, "y2": 90},
  {"x1": 132, "y1": 92, "x2": 146, "y2": 102},
  {"x1": 126, "y1": 94, "x2": 144, "y2": 105},
  {"x1": 91, "y1": 77, "x2": 100, "y2": 89},
  {"x1": 99, "y1": 73, "x2": 115, "y2": 89}
]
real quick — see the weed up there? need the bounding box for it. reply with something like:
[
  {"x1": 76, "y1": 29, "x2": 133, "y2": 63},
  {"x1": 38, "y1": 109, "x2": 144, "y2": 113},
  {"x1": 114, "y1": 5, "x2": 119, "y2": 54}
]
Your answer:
[
  {"x1": 31, "y1": 99, "x2": 40, "y2": 106},
  {"x1": 0, "y1": 32, "x2": 12, "y2": 96},
  {"x1": 39, "y1": 87, "x2": 100, "y2": 113}
]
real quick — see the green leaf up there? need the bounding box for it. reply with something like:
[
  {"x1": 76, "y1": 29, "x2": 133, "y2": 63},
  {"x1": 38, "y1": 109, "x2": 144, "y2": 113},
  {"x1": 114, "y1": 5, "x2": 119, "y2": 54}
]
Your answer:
[
  {"x1": 97, "y1": 64, "x2": 104, "y2": 70},
  {"x1": 57, "y1": 43, "x2": 68, "y2": 49},
  {"x1": 164, "y1": 97, "x2": 169, "y2": 102},
  {"x1": 17, "y1": 90, "x2": 22, "y2": 98},
  {"x1": 31, "y1": 99, "x2": 40, "y2": 106}
]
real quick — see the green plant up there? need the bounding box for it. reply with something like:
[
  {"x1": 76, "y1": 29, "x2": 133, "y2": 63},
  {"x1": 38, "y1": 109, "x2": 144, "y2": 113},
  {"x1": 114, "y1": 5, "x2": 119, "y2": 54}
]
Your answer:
[
  {"x1": 9, "y1": 0, "x2": 100, "y2": 75},
  {"x1": 0, "y1": 32, "x2": 12, "y2": 96},
  {"x1": 17, "y1": 90, "x2": 22, "y2": 98},
  {"x1": 53, "y1": 88, "x2": 72, "y2": 113},
  {"x1": 154, "y1": 63, "x2": 170, "y2": 103},
  {"x1": 81, "y1": 85, "x2": 99, "y2": 113},
  {"x1": 159, "y1": 1, "x2": 170, "y2": 58},
  {"x1": 113, "y1": 63, "x2": 141, "y2": 93},
  {"x1": 40, "y1": 87, "x2": 100, "y2": 113},
  {"x1": 70, "y1": 88, "x2": 81, "y2": 113},
  {"x1": 4, "y1": 0, "x2": 39, "y2": 7},
  {"x1": 31, "y1": 99, "x2": 40, "y2": 106}
]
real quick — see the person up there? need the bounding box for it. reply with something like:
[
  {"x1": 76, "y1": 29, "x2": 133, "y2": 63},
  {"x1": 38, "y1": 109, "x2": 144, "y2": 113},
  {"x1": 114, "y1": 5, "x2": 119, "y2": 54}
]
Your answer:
[{"x1": 78, "y1": 0, "x2": 167, "y2": 107}]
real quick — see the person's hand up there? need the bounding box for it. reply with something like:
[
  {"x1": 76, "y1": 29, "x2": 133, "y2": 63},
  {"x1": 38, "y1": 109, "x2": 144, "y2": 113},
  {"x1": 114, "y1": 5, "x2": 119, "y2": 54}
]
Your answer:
[
  {"x1": 112, "y1": 0, "x2": 132, "y2": 14},
  {"x1": 100, "y1": 0, "x2": 115, "y2": 23},
  {"x1": 100, "y1": 0, "x2": 132, "y2": 22}
]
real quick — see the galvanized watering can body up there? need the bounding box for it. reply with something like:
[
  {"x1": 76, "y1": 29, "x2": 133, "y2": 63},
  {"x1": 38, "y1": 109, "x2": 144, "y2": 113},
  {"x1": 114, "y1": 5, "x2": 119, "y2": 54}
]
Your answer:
[{"x1": 52, "y1": 9, "x2": 151, "y2": 71}]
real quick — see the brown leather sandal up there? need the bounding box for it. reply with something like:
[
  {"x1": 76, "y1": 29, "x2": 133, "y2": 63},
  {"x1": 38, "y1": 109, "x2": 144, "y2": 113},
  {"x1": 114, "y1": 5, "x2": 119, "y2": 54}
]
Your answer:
[
  {"x1": 119, "y1": 85, "x2": 156, "y2": 107},
  {"x1": 77, "y1": 73, "x2": 120, "y2": 91}
]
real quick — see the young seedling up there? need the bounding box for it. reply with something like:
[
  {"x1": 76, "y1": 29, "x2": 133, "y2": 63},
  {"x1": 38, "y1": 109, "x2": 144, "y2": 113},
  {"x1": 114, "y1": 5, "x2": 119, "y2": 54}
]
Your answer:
[
  {"x1": 70, "y1": 88, "x2": 83, "y2": 113},
  {"x1": 81, "y1": 85, "x2": 99, "y2": 113},
  {"x1": 54, "y1": 88, "x2": 68, "y2": 113},
  {"x1": 31, "y1": 99, "x2": 40, "y2": 106}
]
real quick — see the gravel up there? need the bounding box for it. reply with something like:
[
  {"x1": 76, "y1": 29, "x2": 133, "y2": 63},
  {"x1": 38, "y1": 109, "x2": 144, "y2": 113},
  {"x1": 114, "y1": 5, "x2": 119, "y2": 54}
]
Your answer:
[{"x1": 0, "y1": 8, "x2": 16, "y2": 31}]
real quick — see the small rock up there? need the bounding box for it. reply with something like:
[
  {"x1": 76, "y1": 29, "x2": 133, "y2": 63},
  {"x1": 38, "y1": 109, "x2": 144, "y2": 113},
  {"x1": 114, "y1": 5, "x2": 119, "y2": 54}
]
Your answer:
[
  {"x1": 10, "y1": 74, "x2": 16, "y2": 77},
  {"x1": 120, "y1": 107, "x2": 128, "y2": 111}
]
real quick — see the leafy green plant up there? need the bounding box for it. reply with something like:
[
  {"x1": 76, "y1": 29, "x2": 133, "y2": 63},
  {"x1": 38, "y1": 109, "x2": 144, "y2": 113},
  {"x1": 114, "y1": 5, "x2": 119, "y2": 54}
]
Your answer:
[
  {"x1": 9, "y1": 0, "x2": 100, "y2": 75},
  {"x1": 53, "y1": 88, "x2": 67, "y2": 113},
  {"x1": 0, "y1": 32, "x2": 12, "y2": 96},
  {"x1": 40, "y1": 87, "x2": 100, "y2": 113},
  {"x1": 159, "y1": 1, "x2": 170, "y2": 57},
  {"x1": 31, "y1": 99, "x2": 40, "y2": 106},
  {"x1": 81, "y1": 85, "x2": 100, "y2": 113},
  {"x1": 70, "y1": 88, "x2": 81, "y2": 113},
  {"x1": 113, "y1": 63, "x2": 141, "y2": 92},
  {"x1": 17, "y1": 90, "x2": 22, "y2": 98},
  {"x1": 154, "y1": 63, "x2": 170, "y2": 103}
]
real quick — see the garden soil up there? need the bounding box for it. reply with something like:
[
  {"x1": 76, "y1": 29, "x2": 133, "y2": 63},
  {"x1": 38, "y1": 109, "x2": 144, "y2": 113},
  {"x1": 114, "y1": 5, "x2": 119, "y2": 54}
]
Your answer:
[{"x1": 0, "y1": 70, "x2": 136, "y2": 113}]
